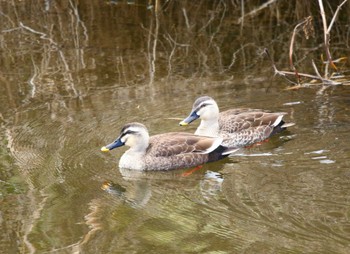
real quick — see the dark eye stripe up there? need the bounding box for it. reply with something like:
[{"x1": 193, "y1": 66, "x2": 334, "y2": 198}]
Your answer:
[
  {"x1": 123, "y1": 130, "x2": 137, "y2": 136},
  {"x1": 197, "y1": 103, "x2": 209, "y2": 110}
]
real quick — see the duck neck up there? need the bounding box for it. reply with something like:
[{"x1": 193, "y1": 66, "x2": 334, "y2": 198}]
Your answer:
[
  {"x1": 195, "y1": 118, "x2": 220, "y2": 137},
  {"x1": 119, "y1": 134, "x2": 149, "y2": 170},
  {"x1": 126, "y1": 133, "x2": 149, "y2": 154},
  {"x1": 119, "y1": 149, "x2": 145, "y2": 170}
]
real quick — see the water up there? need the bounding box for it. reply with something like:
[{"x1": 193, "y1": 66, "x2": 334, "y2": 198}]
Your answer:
[{"x1": 1, "y1": 1, "x2": 350, "y2": 253}]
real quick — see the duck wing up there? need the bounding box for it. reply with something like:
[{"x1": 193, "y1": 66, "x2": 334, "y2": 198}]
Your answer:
[
  {"x1": 219, "y1": 110, "x2": 288, "y2": 133},
  {"x1": 147, "y1": 132, "x2": 223, "y2": 157}
]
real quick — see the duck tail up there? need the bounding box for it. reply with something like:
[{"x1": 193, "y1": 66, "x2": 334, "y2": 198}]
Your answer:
[
  {"x1": 208, "y1": 146, "x2": 238, "y2": 162},
  {"x1": 281, "y1": 122, "x2": 295, "y2": 128},
  {"x1": 222, "y1": 147, "x2": 239, "y2": 156},
  {"x1": 270, "y1": 120, "x2": 295, "y2": 136}
]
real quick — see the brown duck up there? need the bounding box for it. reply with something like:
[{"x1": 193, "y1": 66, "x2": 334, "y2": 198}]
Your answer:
[
  {"x1": 179, "y1": 96, "x2": 294, "y2": 148},
  {"x1": 101, "y1": 122, "x2": 238, "y2": 171}
]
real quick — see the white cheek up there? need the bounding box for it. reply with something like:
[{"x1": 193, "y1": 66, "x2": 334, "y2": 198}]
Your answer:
[
  {"x1": 121, "y1": 135, "x2": 128, "y2": 143},
  {"x1": 125, "y1": 135, "x2": 138, "y2": 147},
  {"x1": 197, "y1": 108, "x2": 204, "y2": 116},
  {"x1": 200, "y1": 108, "x2": 212, "y2": 119}
]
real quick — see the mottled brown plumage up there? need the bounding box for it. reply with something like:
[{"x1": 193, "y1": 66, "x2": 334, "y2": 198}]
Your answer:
[
  {"x1": 101, "y1": 122, "x2": 237, "y2": 171},
  {"x1": 180, "y1": 96, "x2": 294, "y2": 148}
]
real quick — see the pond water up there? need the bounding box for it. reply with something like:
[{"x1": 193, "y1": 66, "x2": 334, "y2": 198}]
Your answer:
[{"x1": 1, "y1": 1, "x2": 350, "y2": 253}]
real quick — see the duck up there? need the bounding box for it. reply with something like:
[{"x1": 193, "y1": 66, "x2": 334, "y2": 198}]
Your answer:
[
  {"x1": 179, "y1": 96, "x2": 294, "y2": 148},
  {"x1": 101, "y1": 122, "x2": 238, "y2": 171}
]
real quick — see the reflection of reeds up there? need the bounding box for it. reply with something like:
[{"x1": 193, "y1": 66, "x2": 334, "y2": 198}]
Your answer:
[
  {"x1": 79, "y1": 199, "x2": 104, "y2": 246},
  {"x1": 19, "y1": 11, "x2": 83, "y2": 97},
  {"x1": 0, "y1": 0, "x2": 349, "y2": 98}
]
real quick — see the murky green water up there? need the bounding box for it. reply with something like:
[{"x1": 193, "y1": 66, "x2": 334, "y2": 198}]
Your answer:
[{"x1": 1, "y1": 1, "x2": 350, "y2": 253}]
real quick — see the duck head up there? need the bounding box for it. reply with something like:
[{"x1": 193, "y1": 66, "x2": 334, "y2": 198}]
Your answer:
[
  {"x1": 179, "y1": 96, "x2": 219, "y2": 126},
  {"x1": 101, "y1": 122, "x2": 150, "y2": 152}
]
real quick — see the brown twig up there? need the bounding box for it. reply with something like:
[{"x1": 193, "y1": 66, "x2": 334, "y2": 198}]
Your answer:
[
  {"x1": 289, "y1": 17, "x2": 312, "y2": 84},
  {"x1": 264, "y1": 49, "x2": 341, "y2": 85},
  {"x1": 264, "y1": 48, "x2": 298, "y2": 85}
]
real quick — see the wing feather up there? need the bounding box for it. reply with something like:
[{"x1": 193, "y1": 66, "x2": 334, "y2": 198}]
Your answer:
[
  {"x1": 219, "y1": 110, "x2": 288, "y2": 133},
  {"x1": 147, "y1": 132, "x2": 221, "y2": 157}
]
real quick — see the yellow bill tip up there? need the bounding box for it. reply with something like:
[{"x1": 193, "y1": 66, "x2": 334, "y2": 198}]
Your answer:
[
  {"x1": 101, "y1": 146, "x2": 110, "y2": 152},
  {"x1": 179, "y1": 121, "x2": 188, "y2": 126}
]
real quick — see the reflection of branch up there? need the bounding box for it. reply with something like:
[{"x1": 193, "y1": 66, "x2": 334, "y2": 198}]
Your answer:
[
  {"x1": 22, "y1": 191, "x2": 48, "y2": 254},
  {"x1": 164, "y1": 34, "x2": 176, "y2": 79},
  {"x1": 240, "y1": 0, "x2": 244, "y2": 35},
  {"x1": 20, "y1": 22, "x2": 79, "y2": 97},
  {"x1": 19, "y1": 22, "x2": 58, "y2": 47},
  {"x1": 164, "y1": 33, "x2": 191, "y2": 79},
  {"x1": 182, "y1": 8, "x2": 190, "y2": 29},
  {"x1": 79, "y1": 199, "x2": 103, "y2": 246},
  {"x1": 69, "y1": 0, "x2": 89, "y2": 69},
  {"x1": 208, "y1": 1, "x2": 226, "y2": 49},
  {"x1": 148, "y1": 0, "x2": 160, "y2": 85},
  {"x1": 237, "y1": 0, "x2": 278, "y2": 24},
  {"x1": 29, "y1": 56, "x2": 38, "y2": 98},
  {"x1": 226, "y1": 43, "x2": 254, "y2": 71},
  {"x1": 198, "y1": 10, "x2": 216, "y2": 33}
]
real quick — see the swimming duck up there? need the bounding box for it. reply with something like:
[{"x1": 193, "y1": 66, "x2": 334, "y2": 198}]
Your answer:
[
  {"x1": 101, "y1": 122, "x2": 238, "y2": 171},
  {"x1": 179, "y1": 96, "x2": 294, "y2": 148}
]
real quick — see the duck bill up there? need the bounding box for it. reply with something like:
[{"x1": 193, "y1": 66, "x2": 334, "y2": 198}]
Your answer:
[
  {"x1": 179, "y1": 111, "x2": 199, "y2": 126},
  {"x1": 101, "y1": 138, "x2": 125, "y2": 152}
]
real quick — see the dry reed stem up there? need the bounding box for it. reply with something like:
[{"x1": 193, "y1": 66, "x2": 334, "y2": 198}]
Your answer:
[
  {"x1": 264, "y1": 49, "x2": 342, "y2": 86},
  {"x1": 289, "y1": 17, "x2": 312, "y2": 84},
  {"x1": 317, "y1": 0, "x2": 348, "y2": 76},
  {"x1": 266, "y1": 0, "x2": 348, "y2": 87},
  {"x1": 311, "y1": 59, "x2": 323, "y2": 79}
]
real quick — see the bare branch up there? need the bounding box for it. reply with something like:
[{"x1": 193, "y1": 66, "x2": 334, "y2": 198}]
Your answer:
[
  {"x1": 19, "y1": 22, "x2": 58, "y2": 47},
  {"x1": 240, "y1": 0, "x2": 244, "y2": 35},
  {"x1": 311, "y1": 60, "x2": 322, "y2": 79},
  {"x1": 318, "y1": 0, "x2": 337, "y2": 75},
  {"x1": 182, "y1": 8, "x2": 190, "y2": 30},
  {"x1": 289, "y1": 17, "x2": 311, "y2": 84},
  {"x1": 264, "y1": 49, "x2": 341, "y2": 86},
  {"x1": 237, "y1": 0, "x2": 278, "y2": 24},
  {"x1": 327, "y1": 0, "x2": 348, "y2": 33},
  {"x1": 264, "y1": 48, "x2": 298, "y2": 85}
]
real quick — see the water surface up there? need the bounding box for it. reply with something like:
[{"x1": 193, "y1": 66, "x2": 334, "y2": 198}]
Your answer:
[{"x1": 1, "y1": 1, "x2": 350, "y2": 253}]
